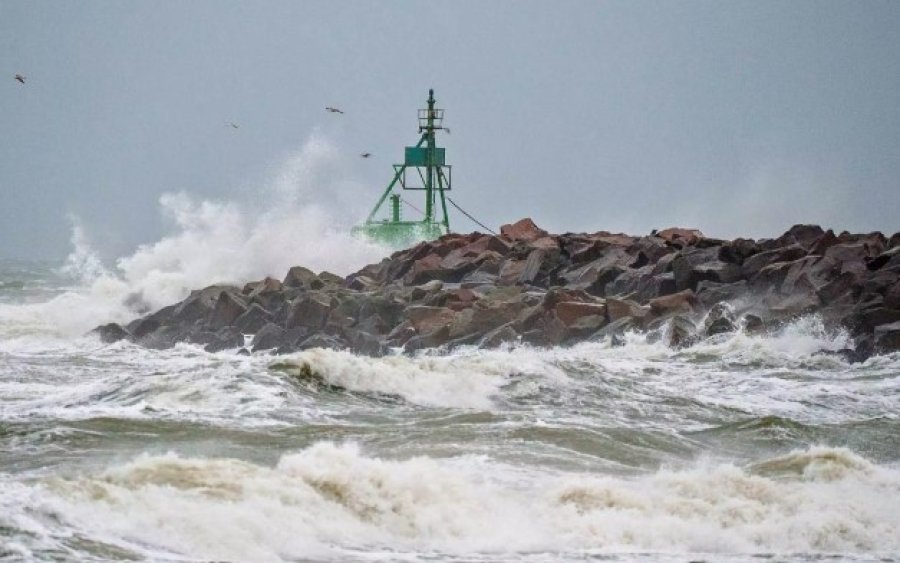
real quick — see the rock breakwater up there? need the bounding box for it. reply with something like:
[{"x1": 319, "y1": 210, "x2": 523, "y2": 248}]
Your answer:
[{"x1": 96, "y1": 219, "x2": 900, "y2": 360}]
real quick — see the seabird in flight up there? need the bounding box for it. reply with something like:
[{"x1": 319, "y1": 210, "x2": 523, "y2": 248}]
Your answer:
[
  {"x1": 360, "y1": 152, "x2": 372, "y2": 158},
  {"x1": 14, "y1": 74, "x2": 25, "y2": 84},
  {"x1": 325, "y1": 106, "x2": 344, "y2": 114}
]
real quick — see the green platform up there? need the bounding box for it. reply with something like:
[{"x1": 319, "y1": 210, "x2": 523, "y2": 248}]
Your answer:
[{"x1": 353, "y1": 89, "x2": 452, "y2": 248}]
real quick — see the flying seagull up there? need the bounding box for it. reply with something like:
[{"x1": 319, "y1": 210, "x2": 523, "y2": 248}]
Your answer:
[
  {"x1": 325, "y1": 106, "x2": 344, "y2": 114},
  {"x1": 360, "y1": 152, "x2": 372, "y2": 158},
  {"x1": 226, "y1": 122, "x2": 239, "y2": 129},
  {"x1": 14, "y1": 74, "x2": 25, "y2": 84}
]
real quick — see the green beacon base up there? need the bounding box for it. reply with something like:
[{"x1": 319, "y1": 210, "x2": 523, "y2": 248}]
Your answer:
[{"x1": 353, "y1": 89, "x2": 452, "y2": 248}]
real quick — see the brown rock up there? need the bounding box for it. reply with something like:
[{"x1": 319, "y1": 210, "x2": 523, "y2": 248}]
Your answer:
[
  {"x1": 500, "y1": 218, "x2": 548, "y2": 242},
  {"x1": 656, "y1": 228, "x2": 704, "y2": 247},
  {"x1": 405, "y1": 306, "x2": 458, "y2": 334},
  {"x1": 554, "y1": 301, "x2": 607, "y2": 327},
  {"x1": 605, "y1": 297, "x2": 647, "y2": 323},
  {"x1": 648, "y1": 290, "x2": 697, "y2": 316},
  {"x1": 775, "y1": 224, "x2": 826, "y2": 250}
]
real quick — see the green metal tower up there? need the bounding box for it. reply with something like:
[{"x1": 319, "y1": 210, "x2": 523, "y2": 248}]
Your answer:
[{"x1": 352, "y1": 89, "x2": 452, "y2": 247}]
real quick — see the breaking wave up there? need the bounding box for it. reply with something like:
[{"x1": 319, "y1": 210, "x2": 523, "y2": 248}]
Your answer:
[
  {"x1": 3, "y1": 444, "x2": 898, "y2": 561},
  {"x1": 0, "y1": 134, "x2": 386, "y2": 338}
]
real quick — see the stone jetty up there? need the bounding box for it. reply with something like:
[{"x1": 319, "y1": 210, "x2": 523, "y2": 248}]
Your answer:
[{"x1": 95, "y1": 219, "x2": 900, "y2": 360}]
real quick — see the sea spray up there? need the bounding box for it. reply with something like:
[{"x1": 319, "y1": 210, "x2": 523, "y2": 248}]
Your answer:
[{"x1": 0, "y1": 135, "x2": 386, "y2": 338}]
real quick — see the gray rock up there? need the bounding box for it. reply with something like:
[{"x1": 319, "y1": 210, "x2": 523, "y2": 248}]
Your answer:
[
  {"x1": 92, "y1": 323, "x2": 131, "y2": 343},
  {"x1": 874, "y1": 321, "x2": 900, "y2": 353},
  {"x1": 283, "y1": 266, "x2": 323, "y2": 290},
  {"x1": 286, "y1": 292, "x2": 333, "y2": 330},
  {"x1": 235, "y1": 303, "x2": 273, "y2": 334},
  {"x1": 207, "y1": 290, "x2": 247, "y2": 328}
]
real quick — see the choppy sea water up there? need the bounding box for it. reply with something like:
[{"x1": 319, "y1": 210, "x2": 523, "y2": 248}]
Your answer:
[{"x1": 1, "y1": 258, "x2": 899, "y2": 563}]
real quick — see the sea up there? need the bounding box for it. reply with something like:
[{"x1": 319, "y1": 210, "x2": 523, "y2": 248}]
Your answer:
[
  {"x1": 1, "y1": 255, "x2": 899, "y2": 563},
  {"x1": 1, "y1": 139, "x2": 899, "y2": 562}
]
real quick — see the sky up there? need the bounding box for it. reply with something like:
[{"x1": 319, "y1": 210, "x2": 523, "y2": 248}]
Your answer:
[{"x1": 1, "y1": 1, "x2": 899, "y2": 260}]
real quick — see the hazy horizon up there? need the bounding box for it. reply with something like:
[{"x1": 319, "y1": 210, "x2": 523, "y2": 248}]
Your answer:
[{"x1": 2, "y1": 1, "x2": 898, "y2": 262}]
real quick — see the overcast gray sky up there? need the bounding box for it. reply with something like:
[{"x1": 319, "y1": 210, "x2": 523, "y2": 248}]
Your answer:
[{"x1": 2, "y1": 1, "x2": 898, "y2": 260}]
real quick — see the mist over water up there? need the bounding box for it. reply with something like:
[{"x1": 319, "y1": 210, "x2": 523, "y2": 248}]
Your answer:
[{"x1": 0, "y1": 139, "x2": 898, "y2": 562}]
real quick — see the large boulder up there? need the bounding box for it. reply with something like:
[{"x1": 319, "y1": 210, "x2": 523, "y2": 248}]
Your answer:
[
  {"x1": 874, "y1": 321, "x2": 900, "y2": 353},
  {"x1": 648, "y1": 290, "x2": 697, "y2": 317},
  {"x1": 405, "y1": 306, "x2": 458, "y2": 335},
  {"x1": 554, "y1": 301, "x2": 607, "y2": 327},
  {"x1": 286, "y1": 292, "x2": 334, "y2": 330},
  {"x1": 283, "y1": 266, "x2": 324, "y2": 290},
  {"x1": 92, "y1": 323, "x2": 131, "y2": 343},
  {"x1": 741, "y1": 245, "x2": 807, "y2": 278},
  {"x1": 656, "y1": 228, "x2": 704, "y2": 247},
  {"x1": 500, "y1": 218, "x2": 548, "y2": 243},
  {"x1": 207, "y1": 290, "x2": 247, "y2": 328},
  {"x1": 235, "y1": 304, "x2": 274, "y2": 334}
]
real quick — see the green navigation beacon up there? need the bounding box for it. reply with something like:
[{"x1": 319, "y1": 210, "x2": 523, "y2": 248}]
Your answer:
[{"x1": 352, "y1": 89, "x2": 452, "y2": 247}]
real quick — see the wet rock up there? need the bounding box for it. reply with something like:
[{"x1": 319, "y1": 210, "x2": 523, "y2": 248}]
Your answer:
[
  {"x1": 554, "y1": 301, "x2": 607, "y2": 327},
  {"x1": 207, "y1": 290, "x2": 247, "y2": 328},
  {"x1": 286, "y1": 292, "x2": 333, "y2": 330},
  {"x1": 706, "y1": 316, "x2": 735, "y2": 336},
  {"x1": 235, "y1": 303, "x2": 273, "y2": 334},
  {"x1": 105, "y1": 220, "x2": 900, "y2": 358},
  {"x1": 874, "y1": 321, "x2": 900, "y2": 353},
  {"x1": 696, "y1": 280, "x2": 748, "y2": 308},
  {"x1": 742, "y1": 314, "x2": 765, "y2": 334},
  {"x1": 704, "y1": 303, "x2": 736, "y2": 336},
  {"x1": 669, "y1": 315, "x2": 697, "y2": 347},
  {"x1": 605, "y1": 297, "x2": 646, "y2": 323},
  {"x1": 481, "y1": 324, "x2": 520, "y2": 347},
  {"x1": 201, "y1": 327, "x2": 243, "y2": 353},
  {"x1": 648, "y1": 290, "x2": 697, "y2": 317},
  {"x1": 283, "y1": 266, "x2": 323, "y2": 290},
  {"x1": 174, "y1": 286, "x2": 237, "y2": 326},
  {"x1": 243, "y1": 276, "x2": 283, "y2": 296},
  {"x1": 405, "y1": 306, "x2": 457, "y2": 335},
  {"x1": 593, "y1": 316, "x2": 638, "y2": 343},
  {"x1": 252, "y1": 323, "x2": 296, "y2": 352},
  {"x1": 298, "y1": 333, "x2": 347, "y2": 351},
  {"x1": 92, "y1": 323, "x2": 131, "y2": 343}
]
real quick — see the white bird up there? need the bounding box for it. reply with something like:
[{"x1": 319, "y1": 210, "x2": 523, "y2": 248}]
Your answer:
[
  {"x1": 226, "y1": 122, "x2": 239, "y2": 129},
  {"x1": 14, "y1": 74, "x2": 25, "y2": 84}
]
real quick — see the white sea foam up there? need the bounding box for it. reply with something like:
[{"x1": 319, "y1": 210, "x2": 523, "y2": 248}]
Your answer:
[
  {"x1": 277, "y1": 346, "x2": 569, "y2": 410},
  {"x1": 3, "y1": 444, "x2": 895, "y2": 561},
  {"x1": 0, "y1": 134, "x2": 386, "y2": 338}
]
